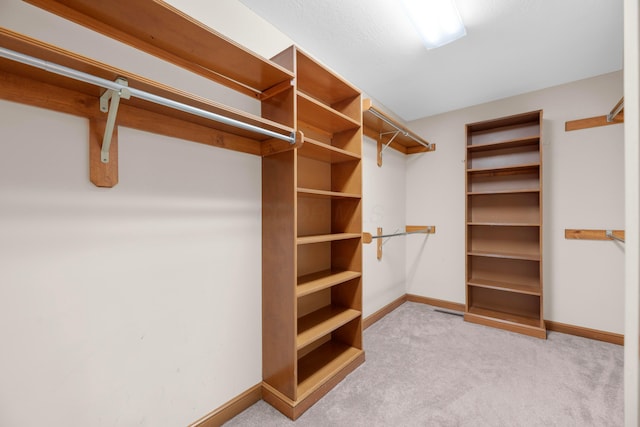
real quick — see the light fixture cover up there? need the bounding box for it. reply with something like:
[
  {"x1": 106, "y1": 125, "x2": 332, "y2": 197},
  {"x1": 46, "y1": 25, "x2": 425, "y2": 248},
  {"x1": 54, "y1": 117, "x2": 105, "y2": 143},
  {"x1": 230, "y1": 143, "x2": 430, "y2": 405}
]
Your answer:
[{"x1": 401, "y1": 0, "x2": 466, "y2": 49}]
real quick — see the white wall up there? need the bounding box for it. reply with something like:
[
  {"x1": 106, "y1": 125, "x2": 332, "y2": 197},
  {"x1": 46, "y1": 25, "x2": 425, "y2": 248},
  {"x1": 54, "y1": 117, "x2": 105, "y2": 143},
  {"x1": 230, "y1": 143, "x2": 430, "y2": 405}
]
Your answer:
[
  {"x1": 406, "y1": 71, "x2": 625, "y2": 334},
  {"x1": 362, "y1": 136, "x2": 407, "y2": 317},
  {"x1": 0, "y1": 1, "x2": 293, "y2": 426}
]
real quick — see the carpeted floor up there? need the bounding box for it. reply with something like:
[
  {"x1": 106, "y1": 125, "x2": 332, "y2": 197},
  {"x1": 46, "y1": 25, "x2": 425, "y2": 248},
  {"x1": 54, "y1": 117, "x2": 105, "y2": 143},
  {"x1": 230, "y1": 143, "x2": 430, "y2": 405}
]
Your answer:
[{"x1": 225, "y1": 302, "x2": 624, "y2": 426}]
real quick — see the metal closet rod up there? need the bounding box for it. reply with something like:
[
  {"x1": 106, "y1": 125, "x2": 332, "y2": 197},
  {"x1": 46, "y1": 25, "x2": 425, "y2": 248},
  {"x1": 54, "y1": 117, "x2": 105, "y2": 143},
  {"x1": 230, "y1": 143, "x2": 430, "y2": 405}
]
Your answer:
[
  {"x1": 367, "y1": 106, "x2": 432, "y2": 150},
  {"x1": 0, "y1": 47, "x2": 296, "y2": 144},
  {"x1": 370, "y1": 227, "x2": 433, "y2": 239}
]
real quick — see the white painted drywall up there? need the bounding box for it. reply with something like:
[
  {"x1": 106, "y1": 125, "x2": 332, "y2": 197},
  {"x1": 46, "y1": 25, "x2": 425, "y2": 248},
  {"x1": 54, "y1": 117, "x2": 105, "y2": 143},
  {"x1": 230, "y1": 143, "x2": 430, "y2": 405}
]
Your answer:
[
  {"x1": 0, "y1": 1, "x2": 294, "y2": 426},
  {"x1": 623, "y1": 0, "x2": 640, "y2": 424},
  {"x1": 406, "y1": 71, "x2": 625, "y2": 334},
  {"x1": 362, "y1": 136, "x2": 407, "y2": 317},
  {"x1": 0, "y1": 102, "x2": 262, "y2": 426}
]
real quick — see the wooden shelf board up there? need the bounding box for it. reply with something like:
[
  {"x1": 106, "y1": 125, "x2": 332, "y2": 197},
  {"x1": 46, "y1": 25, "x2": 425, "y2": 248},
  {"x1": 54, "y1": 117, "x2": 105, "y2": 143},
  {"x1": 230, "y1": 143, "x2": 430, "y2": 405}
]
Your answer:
[
  {"x1": 467, "y1": 136, "x2": 539, "y2": 152},
  {"x1": 298, "y1": 93, "x2": 360, "y2": 134},
  {"x1": 296, "y1": 49, "x2": 360, "y2": 105},
  {"x1": 467, "y1": 110, "x2": 542, "y2": 133},
  {"x1": 467, "y1": 222, "x2": 540, "y2": 227},
  {"x1": 297, "y1": 306, "x2": 361, "y2": 350},
  {"x1": 297, "y1": 137, "x2": 361, "y2": 163},
  {"x1": 362, "y1": 99, "x2": 431, "y2": 151},
  {"x1": 297, "y1": 270, "x2": 361, "y2": 298},
  {"x1": 24, "y1": 0, "x2": 294, "y2": 95},
  {"x1": 467, "y1": 250, "x2": 540, "y2": 261},
  {"x1": 467, "y1": 189, "x2": 539, "y2": 195},
  {"x1": 467, "y1": 278, "x2": 541, "y2": 296},
  {"x1": 0, "y1": 28, "x2": 295, "y2": 146},
  {"x1": 297, "y1": 233, "x2": 361, "y2": 245},
  {"x1": 467, "y1": 305, "x2": 542, "y2": 328},
  {"x1": 297, "y1": 188, "x2": 361, "y2": 200},
  {"x1": 467, "y1": 163, "x2": 540, "y2": 175},
  {"x1": 297, "y1": 341, "x2": 363, "y2": 399}
]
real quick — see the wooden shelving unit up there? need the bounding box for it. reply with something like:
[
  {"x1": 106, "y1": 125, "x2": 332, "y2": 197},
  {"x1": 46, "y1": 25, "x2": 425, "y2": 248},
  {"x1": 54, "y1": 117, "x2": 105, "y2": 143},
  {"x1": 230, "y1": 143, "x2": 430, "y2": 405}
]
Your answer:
[
  {"x1": 1, "y1": 1, "x2": 299, "y2": 188},
  {"x1": 262, "y1": 46, "x2": 364, "y2": 420},
  {"x1": 464, "y1": 110, "x2": 546, "y2": 339},
  {"x1": 362, "y1": 98, "x2": 435, "y2": 166}
]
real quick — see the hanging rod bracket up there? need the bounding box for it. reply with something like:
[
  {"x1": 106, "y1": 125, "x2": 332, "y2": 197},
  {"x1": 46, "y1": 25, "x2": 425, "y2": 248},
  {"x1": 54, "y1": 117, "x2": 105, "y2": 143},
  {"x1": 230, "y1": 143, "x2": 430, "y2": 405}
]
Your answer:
[{"x1": 99, "y1": 77, "x2": 130, "y2": 163}]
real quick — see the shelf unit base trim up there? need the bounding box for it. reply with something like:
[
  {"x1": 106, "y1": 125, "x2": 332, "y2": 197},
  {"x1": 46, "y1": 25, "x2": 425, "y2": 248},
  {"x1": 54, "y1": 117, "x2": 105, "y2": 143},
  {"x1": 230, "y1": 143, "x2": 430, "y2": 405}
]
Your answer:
[
  {"x1": 262, "y1": 349, "x2": 365, "y2": 420},
  {"x1": 464, "y1": 312, "x2": 546, "y2": 339}
]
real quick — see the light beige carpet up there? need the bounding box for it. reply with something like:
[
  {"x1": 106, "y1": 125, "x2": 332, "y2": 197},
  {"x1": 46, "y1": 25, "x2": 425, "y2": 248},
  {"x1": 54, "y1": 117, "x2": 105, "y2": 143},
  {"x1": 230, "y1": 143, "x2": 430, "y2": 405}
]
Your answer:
[{"x1": 225, "y1": 302, "x2": 623, "y2": 426}]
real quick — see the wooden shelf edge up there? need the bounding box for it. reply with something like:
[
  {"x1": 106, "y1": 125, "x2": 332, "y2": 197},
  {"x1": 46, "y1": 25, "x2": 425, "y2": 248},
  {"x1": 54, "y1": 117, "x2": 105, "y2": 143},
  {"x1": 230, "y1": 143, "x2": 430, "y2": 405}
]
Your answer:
[
  {"x1": 24, "y1": 0, "x2": 294, "y2": 95},
  {"x1": 297, "y1": 307, "x2": 361, "y2": 350},
  {"x1": 298, "y1": 137, "x2": 361, "y2": 163},
  {"x1": 467, "y1": 279, "x2": 541, "y2": 296},
  {"x1": 464, "y1": 311, "x2": 546, "y2": 339},
  {"x1": 467, "y1": 135, "x2": 539, "y2": 152},
  {"x1": 467, "y1": 222, "x2": 540, "y2": 227},
  {"x1": 298, "y1": 92, "x2": 360, "y2": 127},
  {"x1": 297, "y1": 270, "x2": 361, "y2": 298},
  {"x1": 263, "y1": 345, "x2": 364, "y2": 420},
  {"x1": 467, "y1": 189, "x2": 540, "y2": 195},
  {"x1": 297, "y1": 187, "x2": 361, "y2": 199},
  {"x1": 297, "y1": 233, "x2": 361, "y2": 245},
  {"x1": 467, "y1": 162, "x2": 540, "y2": 174},
  {"x1": 362, "y1": 98, "x2": 432, "y2": 150},
  {"x1": 467, "y1": 251, "x2": 540, "y2": 261},
  {"x1": 297, "y1": 342, "x2": 364, "y2": 402}
]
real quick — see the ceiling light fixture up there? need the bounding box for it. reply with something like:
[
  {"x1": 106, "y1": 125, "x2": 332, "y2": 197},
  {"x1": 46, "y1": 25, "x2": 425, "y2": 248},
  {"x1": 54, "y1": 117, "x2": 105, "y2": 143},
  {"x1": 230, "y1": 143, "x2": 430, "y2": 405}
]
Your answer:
[{"x1": 401, "y1": 0, "x2": 466, "y2": 50}]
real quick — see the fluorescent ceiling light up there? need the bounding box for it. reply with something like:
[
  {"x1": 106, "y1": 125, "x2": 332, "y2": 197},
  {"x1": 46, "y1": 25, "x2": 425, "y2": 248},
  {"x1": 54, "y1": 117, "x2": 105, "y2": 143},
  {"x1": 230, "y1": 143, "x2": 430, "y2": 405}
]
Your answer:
[{"x1": 401, "y1": 0, "x2": 466, "y2": 49}]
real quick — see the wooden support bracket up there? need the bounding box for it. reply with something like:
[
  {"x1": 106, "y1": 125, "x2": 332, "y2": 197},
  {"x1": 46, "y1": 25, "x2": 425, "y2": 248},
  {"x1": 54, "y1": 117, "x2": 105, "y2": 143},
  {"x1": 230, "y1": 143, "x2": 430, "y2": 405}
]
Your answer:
[
  {"x1": 565, "y1": 229, "x2": 625, "y2": 241},
  {"x1": 89, "y1": 118, "x2": 118, "y2": 187},
  {"x1": 565, "y1": 97, "x2": 624, "y2": 131}
]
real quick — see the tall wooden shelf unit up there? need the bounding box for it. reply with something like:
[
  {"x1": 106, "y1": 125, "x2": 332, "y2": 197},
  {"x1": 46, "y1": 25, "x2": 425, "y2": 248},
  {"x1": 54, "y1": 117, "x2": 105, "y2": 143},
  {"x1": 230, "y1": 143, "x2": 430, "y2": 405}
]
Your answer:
[
  {"x1": 464, "y1": 110, "x2": 546, "y2": 339},
  {"x1": 262, "y1": 46, "x2": 364, "y2": 419}
]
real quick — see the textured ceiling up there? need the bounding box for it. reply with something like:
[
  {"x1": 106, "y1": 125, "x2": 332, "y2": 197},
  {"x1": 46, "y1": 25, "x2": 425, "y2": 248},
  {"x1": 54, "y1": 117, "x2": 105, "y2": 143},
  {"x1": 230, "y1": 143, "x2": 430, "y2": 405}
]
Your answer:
[{"x1": 238, "y1": 0, "x2": 623, "y2": 121}]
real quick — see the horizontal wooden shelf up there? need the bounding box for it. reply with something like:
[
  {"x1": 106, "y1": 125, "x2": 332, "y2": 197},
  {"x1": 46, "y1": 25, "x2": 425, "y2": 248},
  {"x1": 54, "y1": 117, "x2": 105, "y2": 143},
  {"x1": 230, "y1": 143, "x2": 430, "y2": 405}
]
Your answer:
[
  {"x1": 24, "y1": 0, "x2": 294, "y2": 97},
  {"x1": 297, "y1": 306, "x2": 361, "y2": 350},
  {"x1": 467, "y1": 305, "x2": 542, "y2": 328},
  {"x1": 0, "y1": 28, "x2": 296, "y2": 157},
  {"x1": 297, "y1": 188, "x2": 361, "y2": 200},
  {"x1": 467, "y1": 163, "x2": 540, "y2": 175},
  {"x1": 297, "y1": 341, "x2": 363, "y2": 399},
  {"x1": 468, "y1": 250, "x2": 540, "y2": 261},
  {"x1": 467, "y1": 189, "x2": 539, "y2": 195},
  {"x1": 467, "y1": 222, "x2": 540, "y2": 227},
  {"x1": 298, "y1": 92, "x2": 361, "y2": 134},
  {"x1": 297, "y1": 233, "x2": 361, "y2": 245},
  {"x1": 298, "y1": 137, "x2": 361, "y2": 163},
  {"x1": 467, "y1": 136, "x2": 539, "y2": 152},
  {"x1": 297, "y1": 270, "x2": 361, "y2": 298},
  {"x1": 362, "y1": 98, "x2": 433, "y2": 155},
  {"x1": 467, "y1": 278, "x2": 541, "y2": 296},
  {"x1": 296, "y1": 50, "x2": 360, "y2": 106}
]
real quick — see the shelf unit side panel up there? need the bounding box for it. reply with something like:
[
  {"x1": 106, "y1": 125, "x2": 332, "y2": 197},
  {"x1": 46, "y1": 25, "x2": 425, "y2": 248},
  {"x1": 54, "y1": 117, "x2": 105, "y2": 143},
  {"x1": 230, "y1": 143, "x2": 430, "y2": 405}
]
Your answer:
[{"x1": 262, "y1": 150, "x2": 297, "y2": 399}]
